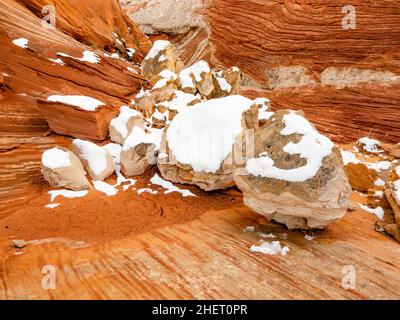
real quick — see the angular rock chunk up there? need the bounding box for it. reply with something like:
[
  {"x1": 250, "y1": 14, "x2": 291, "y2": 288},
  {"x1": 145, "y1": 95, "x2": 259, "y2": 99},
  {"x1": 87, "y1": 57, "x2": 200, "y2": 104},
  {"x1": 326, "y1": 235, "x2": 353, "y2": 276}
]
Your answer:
[
  {"x1": 141, "y1": 40, "x2": 178, "y2": 80},
  {"x1": 210, "y1": 67, "x2": 242, "y2": 98},
  {"x1": 42, "y1": 147, "x2": 90, "y2": 190},
  {"x1": 134, "y1": 88, "x2": 156, "y2": 118},
  {"x1": 109, "y1": 106, "x2": 144, "y2": 145},
  {"x1": 233, "y1": 110, "x2": 351, "y2": 229},
  {"x1": 150, "y1": 70, "x2": 177, "y2": 103},
  {"x1": 120, "y1": 127, "x2": 162, "y2": 176},
  {"x1": 71, "y1": 139, "x2": 114, "y2": 181},
  {"x1": 157, "y1": 95, "x2": 257, "y2": 191},
  {"x1": 177, "y1": 60, "x2": 214, "y2": 97}
]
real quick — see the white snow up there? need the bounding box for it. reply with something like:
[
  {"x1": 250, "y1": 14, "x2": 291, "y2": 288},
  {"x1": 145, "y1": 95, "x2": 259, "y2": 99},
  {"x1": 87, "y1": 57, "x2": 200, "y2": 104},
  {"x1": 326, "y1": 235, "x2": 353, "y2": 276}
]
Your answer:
[
  {"x1": 110, "y1": 53, "x2": 120, "y2": 60},
  {"x1": 110, "y1": 106, "x2": 142, "y2": 140},
  {"x1": 127, "y1": 48, "x2": 136, "y2": 58},
  {"x1": 166, "y1": 95, "x2": 254, "y2": 173},
  {"x1": 12, "y1": 38, "x2": 28, "y2": 48},
  {"x1": 42, "y1": 147, "x2": 71, "y2": 170},
  {"x1": 244, "y1": 226, "x2": 255, "y2": 232},
  {"x1": 150, "y1": 173, "x2": 196, "y2": 197},
  {"x1": 374, "y1": 178, "x2": 385, "y2": 187},
  {"x1": 357, "y1": 137, "x2": 383, "y2": 153},
  {"x1": 137, "y1": 188, "x2": 158, "y2": 195},
  {"x1": 246, "y1": 112, "x2": 334, "y2": 182},
  {"x1": 48, "y1": 189, "x2": 88, "y2": 202},
  {"x1": 250, "y1": 240, "x2": 289, "y2": 256},
  {"x1": 47, "y1": 95, "x2": 105, "y2": 111},
  {"x1": 257, "y1": 232, "x2": 276, "y2": 239},
  {"x1": 48, "y1": 58, "x2": 65, "y2": 65},
  {"x1": 304, "y1": 235, "x2": 316, "y2": 241},
  {"x1": 103, "y1": 143, "x2": 122, "y2": 165},
  {"x1": 340, "y1": 150, "x2": 361, "y2": 165},
  {"x1": 45, "y1": 203, "x2": 60, "y2": 209},
  {"x1": 366, "y1": 161, "x2": 391, "y2": 172},
  {"x1": 152, "y1": 70, "x2": 177, "y2": 90},
  {"x1": 144, "y1": 40, "x2": 170, "y2": 60},
  {"x1": 178, "y1": 60, "x2": 211, "y2": 89},
  {"x1": 123, "y1": 126, "x2": 162, "y2": 152},
  {"x1": 128, "y1": 67, "x2": 139, "y2": 74},
  {"x1": 358, "y1": 203, "x2": 384, "y2": 220},
  {"x1": 93, "y1": 181, "x2": 118, "y2": 196},
  {"x1": 58, "y1": 50, "x2": 101, "y2": 64},
  {"x1": 72, "y1": 139, "x2": 110, "y2": 177},
  {"x1": 214, "y1": 72, "x2": 231, "y2": 92},
  {"x1": 157, "y1": 90, "x2": 200, "y2": 113},
  {"x1": 374, "y1": 191, "x2": 384, "y2": 198}
]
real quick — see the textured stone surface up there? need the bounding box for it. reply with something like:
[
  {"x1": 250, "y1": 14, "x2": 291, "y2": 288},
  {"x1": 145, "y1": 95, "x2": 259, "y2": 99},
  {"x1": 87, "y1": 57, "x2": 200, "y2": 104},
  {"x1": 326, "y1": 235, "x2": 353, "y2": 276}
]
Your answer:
[
  {"x1": 0, "y1": 0, "x2": 149, "y2": 213},
  {"x1": 158, "y1": 0, "x2": 400, "y2": 143},
  {"x1": 233, "y1": 110, "x2": 352, "y2": 229},
  {"x1": 42, "y1": 147, "x2": 90, "y2": 190}
]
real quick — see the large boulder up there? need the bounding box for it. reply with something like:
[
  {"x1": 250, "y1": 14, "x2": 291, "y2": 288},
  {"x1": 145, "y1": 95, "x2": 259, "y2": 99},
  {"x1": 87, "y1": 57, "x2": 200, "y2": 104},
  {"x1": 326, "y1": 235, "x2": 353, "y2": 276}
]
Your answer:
[
  {"x1": 120, "y1": 127, "x2": 162, "y2": 176},
  {"x1": 71, "y1": 139, "x2": 114, "y2": 181},
  {"x1": 42, "y1": 147, "x2": 90, "y2": 190},
  {"x1": 157, "y1": 95, "x2": 258, "y2": 191},
  {"x1": 233, "y1": 110, "x2": 351, "y2": 229},
  {"x1": 109, "y1": 106, "x2": 144, "y2": 145}
]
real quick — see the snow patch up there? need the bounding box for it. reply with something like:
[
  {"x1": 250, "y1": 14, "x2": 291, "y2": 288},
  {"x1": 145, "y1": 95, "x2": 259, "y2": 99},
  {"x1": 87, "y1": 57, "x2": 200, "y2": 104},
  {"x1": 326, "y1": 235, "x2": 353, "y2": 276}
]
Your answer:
[
  {"x1": 250, "y1": 240, "x2": 289, "y2": 256},
  {"x1": 12, "y1": 38, "x2": 28, "y2": 48},
  {"x1": 42, "y1": 147, "x2": 71, "y2": 170},
  {"x1": 58, "y1": 50, "x2": 100, "y2": 64},
  {"x1": 144, "y1": 40, "x2": 170, "y2": 60},
  {"x1": 110, "y1": 106, "x2": 142, "y2": 140},
  {"x1": 45, "y1": 203, "x2": 60, "y2": 209},
  {"x1": 137, "y1": 188, "x2": 158, "y2": 195},
  {"x1": 357, "y1": 137, "x2": 383, "y2": 153},
  {"x1": 246, "y1": 112, "x2": 334, "y2": 182},
  {"x1": 48, "y1": 189, "x2": 88, "y2": 202},
  {"x1": 150, "y1": 173, "x2": 196, "y2": 197},
  {"x1": 166, "y1": 95, "x2": 254, "y2": 173},
  {"x1": 178, "y1": 61, "x2": 210, "y2": 89},
  {"x1": 47, "y1": 95, "x2": 105, "y2": 111},
  {"x1": 93, "y1": 181, "x2": 118, "y2": 196},
  {"x1": 358, "y1": 203, "x2": 384, "y2": 220}
]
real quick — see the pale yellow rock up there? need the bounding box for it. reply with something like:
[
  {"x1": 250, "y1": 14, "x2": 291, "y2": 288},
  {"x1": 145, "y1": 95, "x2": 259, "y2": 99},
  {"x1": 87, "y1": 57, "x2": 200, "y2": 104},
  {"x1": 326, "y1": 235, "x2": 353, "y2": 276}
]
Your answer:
[
  {"x1": 42, "y1": 147, "x2": 90, "y2": 190},
  {"x1": 120, "y1": 127, "x2": 159, "y2": 176},
  {"x1": 233, "y1": 110, "x2": 351, "y2": 229},
  {"x1": 141, "y1": 40, "x2": 177, "y2": 81}
]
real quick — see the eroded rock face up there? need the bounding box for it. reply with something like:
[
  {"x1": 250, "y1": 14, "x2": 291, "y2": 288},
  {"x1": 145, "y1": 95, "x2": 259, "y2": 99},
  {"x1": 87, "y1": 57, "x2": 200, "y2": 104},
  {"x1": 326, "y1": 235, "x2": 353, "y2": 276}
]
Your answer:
[
  {"x1": 71, "y1": 139, "x2": 114, "y2": 181},
  {"x1": 158, "y1": 95, "x2": 258, "y2": 191},
  {"x1": 233, "y1": 110, "x2": 351, "y2": 229},
  {"x1": 178, "y1": 60, "x2": 214, "y2": 96},
  {"x1": 42, "y1": 147, "x2": 90, "y2": 190}
]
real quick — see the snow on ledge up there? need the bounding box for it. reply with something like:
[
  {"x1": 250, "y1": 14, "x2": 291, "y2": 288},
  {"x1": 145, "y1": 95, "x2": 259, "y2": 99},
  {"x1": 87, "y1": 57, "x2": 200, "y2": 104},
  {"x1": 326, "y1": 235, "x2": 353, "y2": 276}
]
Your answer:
[
  {"x1": 47, "y1": 95, "x2": 105, "y2": 111},
  {"x1": 246, "y1": 112, "x2": 334, "y2": 183},
  {"x1": 144, "y1": 40, "x2": 170, "y2": 60},
  {"x1": 12, "y1": 38, "x2": 28, "y2": 48},
  {"x1": 57, "y1": 50, "x2": 101, "y2": 64}
]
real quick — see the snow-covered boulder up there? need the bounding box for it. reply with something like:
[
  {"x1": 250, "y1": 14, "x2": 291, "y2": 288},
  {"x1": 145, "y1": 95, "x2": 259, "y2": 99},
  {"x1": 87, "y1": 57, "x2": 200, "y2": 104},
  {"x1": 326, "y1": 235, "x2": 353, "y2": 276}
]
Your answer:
[
  {"x1": 141, "y1": 40, "x2": 178, "y2": 80},
  {"x1": 109, "y1": 106, "x2": 144, "y2": 145},
  {"x1": 157, "y1": 95, "x2": 258, "y2": 191},
  {"x1": 357, "y1": 137, "x2": 383, "y2": 154},
  {"x1": 178, "y1": 60, "x2": 214, "y2": 97},
  {"x1": 150, "y1": 70, "x2": 177, "y2": 103},
  {"x1": 134, "y1": 88, "x2": 156, "y2": 118},
  {"x1": 120, "y1": 127, "x2": 162, "y2": 176},
  {"x1": 210, "y1": 67, "x2": 242, "y2": 98},
  {"x1": 71, "y1": 139, "x2": 114, "y2": 181},
  {"x1": 42, "y1": 147, "x2": 90, "y2": 190},
  {"x1": 233, "y1": 110, "x2": 351, "y2": 229}
]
